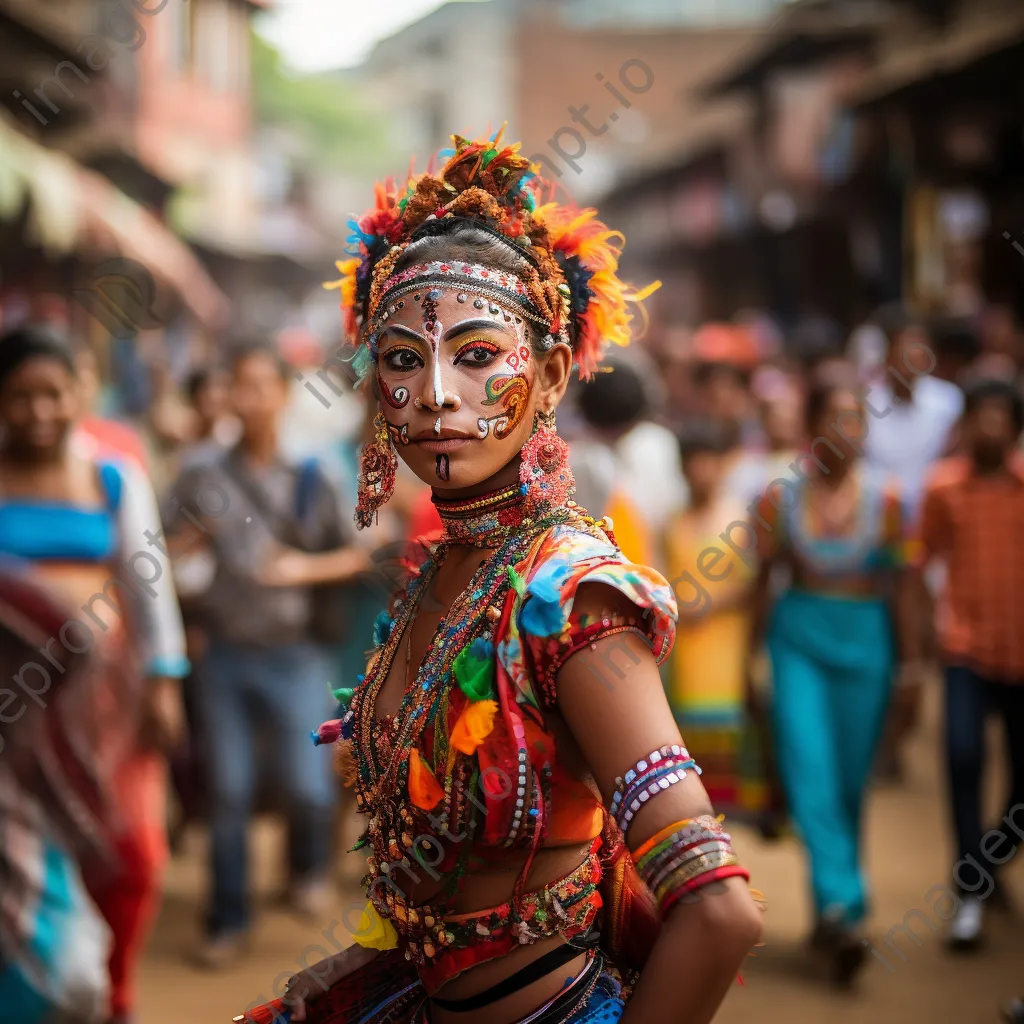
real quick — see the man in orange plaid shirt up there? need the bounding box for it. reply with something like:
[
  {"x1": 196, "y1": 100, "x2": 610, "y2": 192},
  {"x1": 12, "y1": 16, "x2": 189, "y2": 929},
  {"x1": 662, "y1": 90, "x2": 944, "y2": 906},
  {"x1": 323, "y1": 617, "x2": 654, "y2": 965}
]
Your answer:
[{"x1": 918, "y1": 377, "x2": 1024, "y2": 952}]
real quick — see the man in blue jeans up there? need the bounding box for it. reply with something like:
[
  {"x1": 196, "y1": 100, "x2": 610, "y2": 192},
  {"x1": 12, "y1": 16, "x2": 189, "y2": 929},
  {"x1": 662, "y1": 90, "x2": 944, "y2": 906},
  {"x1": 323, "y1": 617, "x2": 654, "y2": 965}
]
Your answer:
[
  {"x1": 167, "y1": 343, "x2": 368, "y2": 967},
  {"x1": 918, "y1": 377, "x2": 1024, "y2": 952}
]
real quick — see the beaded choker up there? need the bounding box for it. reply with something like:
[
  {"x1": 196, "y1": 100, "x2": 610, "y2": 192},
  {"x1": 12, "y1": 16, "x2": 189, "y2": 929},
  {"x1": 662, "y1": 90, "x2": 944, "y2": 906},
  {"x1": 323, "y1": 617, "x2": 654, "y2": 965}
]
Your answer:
[{"x1": 433, "y1": 483, "x2": 533, "y2": 548}]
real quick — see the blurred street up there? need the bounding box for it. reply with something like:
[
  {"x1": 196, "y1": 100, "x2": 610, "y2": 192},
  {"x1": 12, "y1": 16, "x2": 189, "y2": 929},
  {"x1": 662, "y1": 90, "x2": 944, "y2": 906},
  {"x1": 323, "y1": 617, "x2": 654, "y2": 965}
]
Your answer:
[
  {"x1": 138, "y1": 685, "x2": 1024, "y2": 1024},
  {"x1": 3, "y1": 2, "x2": 1024, "y2": 1022}
]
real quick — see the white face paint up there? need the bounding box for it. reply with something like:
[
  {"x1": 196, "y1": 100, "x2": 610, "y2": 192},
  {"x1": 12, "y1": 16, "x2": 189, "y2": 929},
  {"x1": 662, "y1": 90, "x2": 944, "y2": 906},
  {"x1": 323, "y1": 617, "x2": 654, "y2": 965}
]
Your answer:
[{"x1": 425, "y1": 318, "x2": 445, "y2": 409}]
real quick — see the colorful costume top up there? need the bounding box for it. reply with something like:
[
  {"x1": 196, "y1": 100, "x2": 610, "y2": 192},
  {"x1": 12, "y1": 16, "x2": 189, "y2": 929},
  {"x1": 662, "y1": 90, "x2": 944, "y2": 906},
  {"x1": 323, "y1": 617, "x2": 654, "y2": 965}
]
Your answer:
[
  {"x1": 754, "y1": 467, "x2": 908, "y2": 579},
  {"x1": 317, "y1": 489, "x2": 677, "y2": 989}
]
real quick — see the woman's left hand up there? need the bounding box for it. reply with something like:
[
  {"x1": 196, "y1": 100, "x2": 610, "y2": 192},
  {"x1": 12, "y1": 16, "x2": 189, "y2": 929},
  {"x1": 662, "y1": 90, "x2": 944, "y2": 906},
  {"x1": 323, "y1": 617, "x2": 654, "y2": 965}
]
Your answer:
[{"x1": 140, "y1": 676, "x2": 186, "y2": 751}]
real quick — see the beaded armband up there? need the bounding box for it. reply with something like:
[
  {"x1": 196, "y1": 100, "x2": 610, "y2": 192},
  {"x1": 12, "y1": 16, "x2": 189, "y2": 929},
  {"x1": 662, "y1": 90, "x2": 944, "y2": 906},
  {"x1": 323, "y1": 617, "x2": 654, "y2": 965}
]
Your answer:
[
  {"x1": 610, "y1": 744, "x2": 701, "y2": 835},
  {"x1": 632, "y1": 816, "x2": 750, "y2": 916}
]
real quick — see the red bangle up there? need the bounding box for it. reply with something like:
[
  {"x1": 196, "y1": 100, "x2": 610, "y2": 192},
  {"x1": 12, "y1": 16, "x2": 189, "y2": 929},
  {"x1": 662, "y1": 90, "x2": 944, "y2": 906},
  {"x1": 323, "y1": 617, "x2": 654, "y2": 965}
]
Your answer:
[{"x1": 659, "y1": 865, "x2": 751, "y2": 916}]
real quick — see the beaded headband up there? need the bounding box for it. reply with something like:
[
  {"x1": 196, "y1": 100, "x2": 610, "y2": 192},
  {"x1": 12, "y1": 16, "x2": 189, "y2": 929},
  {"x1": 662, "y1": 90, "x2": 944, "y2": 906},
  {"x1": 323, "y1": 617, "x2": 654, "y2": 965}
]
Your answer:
[
  {"x1": 372, "y1": 261, "x2": 545, "y2": 329},
  {"x1": 325, "y1": 127, "x2": 659, "y2": 382}
]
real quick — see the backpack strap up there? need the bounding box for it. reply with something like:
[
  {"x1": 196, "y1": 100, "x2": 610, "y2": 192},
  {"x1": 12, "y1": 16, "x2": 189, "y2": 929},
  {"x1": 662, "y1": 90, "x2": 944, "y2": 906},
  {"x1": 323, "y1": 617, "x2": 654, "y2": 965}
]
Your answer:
[{"x1": 97, "y1": 461, "x2": 124, "y2": 512}]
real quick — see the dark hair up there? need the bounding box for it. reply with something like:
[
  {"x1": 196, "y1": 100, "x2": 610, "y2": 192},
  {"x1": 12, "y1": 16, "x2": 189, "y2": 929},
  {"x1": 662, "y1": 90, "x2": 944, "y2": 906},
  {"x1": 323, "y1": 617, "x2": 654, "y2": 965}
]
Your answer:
[
  {"x1": 928, "y1": 316, "x2": 981, "y2": 362},
  {"x1": 963, "y1": 376, "x2": 1024, "y2": 433},
  {"x1": 393, "y1": 222, "x2": 551, "y2": 353},
  {"x1": 229, "y1": 342, "x2": 289, "y2": 381},
  {"x1": 186, "y1": 368, "x2": 213, "y2": 403},
  {"x1": 804, "y1": 360, "x2": 861, "y2": 432},
  {"x1": 871, "y1": 302, "x2": 922, "y2": 343},
  {"x1": 0, "y1": 324, "x2": 76, "y2": 386},
  {"x1": 576, "y1": 358, "x2": 648, "y2": 429},
  {"x1": 789, "y1": 317, "x2": 844, "y2": 371},
  {"x1": 676, "y1": 419, "x2": 731, "y2": 462}
]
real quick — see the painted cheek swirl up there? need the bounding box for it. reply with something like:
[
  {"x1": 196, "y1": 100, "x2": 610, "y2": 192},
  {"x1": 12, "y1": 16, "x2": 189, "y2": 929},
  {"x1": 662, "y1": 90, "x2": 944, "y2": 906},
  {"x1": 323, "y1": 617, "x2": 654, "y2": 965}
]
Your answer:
[
  {"x1": 378, "y1": 376, "x2": 410, "y2": 410},
  {"x1": 476, "y1": 373, "x2": 529, "y2": 440}
]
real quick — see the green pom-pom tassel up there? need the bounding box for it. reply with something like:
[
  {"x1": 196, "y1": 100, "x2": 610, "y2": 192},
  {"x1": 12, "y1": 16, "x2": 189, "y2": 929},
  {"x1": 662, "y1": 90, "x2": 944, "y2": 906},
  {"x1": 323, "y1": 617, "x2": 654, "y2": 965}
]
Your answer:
[
  {"x1": 332, "y1": 686, "x2": 356, "y2": 704},
  {"x1": 453, "y1": 638, "x2": 495, "y2": 702}
]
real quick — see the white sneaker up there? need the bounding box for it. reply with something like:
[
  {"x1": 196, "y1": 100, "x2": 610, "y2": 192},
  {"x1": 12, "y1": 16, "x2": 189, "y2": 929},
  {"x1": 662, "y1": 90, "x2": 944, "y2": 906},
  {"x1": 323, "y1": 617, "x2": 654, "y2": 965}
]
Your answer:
[{"x1": 947, "y1": 897, "x2": 984, "y2": 951}]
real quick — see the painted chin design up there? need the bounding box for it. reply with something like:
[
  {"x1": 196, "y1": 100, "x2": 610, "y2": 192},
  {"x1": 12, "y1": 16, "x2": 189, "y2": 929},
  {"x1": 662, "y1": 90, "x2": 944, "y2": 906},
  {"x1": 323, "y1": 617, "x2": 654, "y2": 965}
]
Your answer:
[{"x1": 436, "y1": 453, "x2": 450, "y2": 481}]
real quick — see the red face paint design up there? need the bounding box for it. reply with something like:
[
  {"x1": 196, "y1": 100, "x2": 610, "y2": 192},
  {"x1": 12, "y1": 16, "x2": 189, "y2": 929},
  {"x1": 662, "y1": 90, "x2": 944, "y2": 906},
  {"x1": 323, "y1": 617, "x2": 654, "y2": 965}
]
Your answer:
[{"x1": 379, "y1": 375, "x2": 410, "y2": 409}]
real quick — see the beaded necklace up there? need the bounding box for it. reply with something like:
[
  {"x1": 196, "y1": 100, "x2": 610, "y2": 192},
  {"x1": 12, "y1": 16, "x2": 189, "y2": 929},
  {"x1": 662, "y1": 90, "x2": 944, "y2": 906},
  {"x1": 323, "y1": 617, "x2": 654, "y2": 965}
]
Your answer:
[
  {"x1": 433, "y1": 482, "x2": 532, "y2": 549},
  {"x1": 350, "y1": 504, "x2": 577, "y2": 841}
]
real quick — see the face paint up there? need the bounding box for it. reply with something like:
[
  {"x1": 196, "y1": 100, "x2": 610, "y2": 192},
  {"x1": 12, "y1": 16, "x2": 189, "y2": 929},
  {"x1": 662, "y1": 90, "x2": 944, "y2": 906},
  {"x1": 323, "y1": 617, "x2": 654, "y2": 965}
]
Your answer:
[
  {"x1": 379, "y1": 377, "x2": 410, "y2": 409},
  {"x1": 422, "y1": 289, "x2": 445, "y2": 408},
  {"x1": 504, "y1": 343, "x2": 532, "y2": 373},
  {"x1": 387, "y1": 421, "x2": 410, "y2": 446},
  {"x1": 374, "y1": 288, "x2": 542, "y2": 491},
  {"x1": 476, "y1": 373, "x2": 529, "y2": 440}
]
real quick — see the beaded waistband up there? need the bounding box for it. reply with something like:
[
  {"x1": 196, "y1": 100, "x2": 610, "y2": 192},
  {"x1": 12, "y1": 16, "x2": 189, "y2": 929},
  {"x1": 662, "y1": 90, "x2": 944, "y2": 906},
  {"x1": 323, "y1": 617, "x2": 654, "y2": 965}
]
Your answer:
[{"x1": 370, "y1": 840, "x2": 604, "y2": 992}]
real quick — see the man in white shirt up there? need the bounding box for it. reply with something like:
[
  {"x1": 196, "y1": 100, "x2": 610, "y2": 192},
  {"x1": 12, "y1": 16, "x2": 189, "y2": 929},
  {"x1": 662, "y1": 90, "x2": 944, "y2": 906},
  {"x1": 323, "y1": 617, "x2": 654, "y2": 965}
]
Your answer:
[{"x1": 864, "y1": 311, "x2": 964, "y2": 519}]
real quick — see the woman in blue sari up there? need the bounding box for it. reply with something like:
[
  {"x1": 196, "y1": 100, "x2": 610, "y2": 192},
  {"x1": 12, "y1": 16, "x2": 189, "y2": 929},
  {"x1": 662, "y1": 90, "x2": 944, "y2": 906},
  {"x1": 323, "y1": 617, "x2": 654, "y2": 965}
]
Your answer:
[{"x1": 750, "y1": 362, "x2": 919, "y2": 987}]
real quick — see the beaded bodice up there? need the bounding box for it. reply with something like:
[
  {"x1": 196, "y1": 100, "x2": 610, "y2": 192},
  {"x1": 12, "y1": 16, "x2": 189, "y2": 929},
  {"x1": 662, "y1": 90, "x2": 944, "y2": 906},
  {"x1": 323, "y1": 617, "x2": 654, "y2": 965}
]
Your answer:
[{"x1": 323, "y1": 488, "x2": 678, "y2": 982}]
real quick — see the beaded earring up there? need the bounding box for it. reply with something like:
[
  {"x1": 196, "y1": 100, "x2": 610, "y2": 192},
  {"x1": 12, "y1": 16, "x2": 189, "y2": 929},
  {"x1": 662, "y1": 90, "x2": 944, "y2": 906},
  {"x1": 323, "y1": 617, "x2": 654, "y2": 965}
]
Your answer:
[
  {"x1": 519, "y1": 408, "x2": 575, "y2": 514},
  {"x1": 355, "y1": 411, "x2": 399, "y2": 528}
]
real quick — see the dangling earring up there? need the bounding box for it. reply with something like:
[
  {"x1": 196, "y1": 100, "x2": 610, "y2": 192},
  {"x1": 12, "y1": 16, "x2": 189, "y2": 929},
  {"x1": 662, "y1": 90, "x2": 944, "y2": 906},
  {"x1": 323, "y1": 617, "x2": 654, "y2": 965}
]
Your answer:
[
  {"x1": 519, "y1": 408, "x2": 575, "y2": 515},
  {"x1": 355, "y1": 411, "x2": 398, "y2": 528}
]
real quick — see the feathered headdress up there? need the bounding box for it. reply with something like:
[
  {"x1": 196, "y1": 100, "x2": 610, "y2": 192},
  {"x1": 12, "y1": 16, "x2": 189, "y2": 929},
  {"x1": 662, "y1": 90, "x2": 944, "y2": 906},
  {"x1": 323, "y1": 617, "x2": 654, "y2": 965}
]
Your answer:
[{"x1": 325, "y1": 128, "x2": 658, "y2": 380}]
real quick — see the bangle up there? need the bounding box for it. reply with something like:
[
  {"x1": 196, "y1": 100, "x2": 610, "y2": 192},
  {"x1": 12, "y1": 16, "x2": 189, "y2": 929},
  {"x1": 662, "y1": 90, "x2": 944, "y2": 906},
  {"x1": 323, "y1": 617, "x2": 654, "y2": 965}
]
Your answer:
[
  {"x1": 631, "y1": 814, "x2": 751, "y2": 917},
  {"x1": 660, "y1": 865, "x2": 752, "y2": 916},
  {"x1": 610, "y1": 757, "x2": 695, "y2": 817}
]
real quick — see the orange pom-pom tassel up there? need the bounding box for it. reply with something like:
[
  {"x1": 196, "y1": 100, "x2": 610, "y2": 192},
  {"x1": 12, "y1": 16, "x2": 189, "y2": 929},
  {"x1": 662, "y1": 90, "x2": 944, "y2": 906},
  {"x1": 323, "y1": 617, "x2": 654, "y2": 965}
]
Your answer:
[
  {"x1": 408, "y1": 747, "x2": 444, "y2": 810},
  {"x1": 448, "y1": 700, "x2": 498, "y2": 770}
]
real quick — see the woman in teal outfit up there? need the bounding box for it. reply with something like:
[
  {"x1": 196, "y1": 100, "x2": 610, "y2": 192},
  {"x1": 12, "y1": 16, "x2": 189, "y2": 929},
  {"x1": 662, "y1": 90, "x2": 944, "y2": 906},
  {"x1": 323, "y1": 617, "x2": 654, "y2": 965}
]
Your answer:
[{"x1": 750, "y1": 362, "x2": 919, "y2": 987}]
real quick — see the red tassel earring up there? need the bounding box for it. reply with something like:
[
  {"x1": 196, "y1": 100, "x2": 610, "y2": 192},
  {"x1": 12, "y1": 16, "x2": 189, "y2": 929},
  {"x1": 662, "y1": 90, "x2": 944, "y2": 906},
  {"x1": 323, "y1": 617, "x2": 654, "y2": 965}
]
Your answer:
[
  {"x1": 520, "y1": 409, "x2": 575, "y2": 514},
  {"x1": 355, "y1": 412, "x2": 398, "y2": 528}
]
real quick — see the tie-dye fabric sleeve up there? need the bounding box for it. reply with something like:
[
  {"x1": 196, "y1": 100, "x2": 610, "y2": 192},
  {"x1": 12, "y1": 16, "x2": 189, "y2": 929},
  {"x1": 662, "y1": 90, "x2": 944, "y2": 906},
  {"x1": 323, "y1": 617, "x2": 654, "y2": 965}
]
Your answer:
[{"x1": 498, "y1": 524, "x2": 677, "y2": 711}]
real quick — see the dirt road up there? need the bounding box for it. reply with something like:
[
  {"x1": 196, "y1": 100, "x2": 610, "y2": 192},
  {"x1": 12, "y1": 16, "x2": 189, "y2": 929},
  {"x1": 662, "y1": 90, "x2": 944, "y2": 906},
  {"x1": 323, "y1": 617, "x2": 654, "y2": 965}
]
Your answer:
[{"x1": 138, "y1": 689, "x2": 1023, "y2": 1024}]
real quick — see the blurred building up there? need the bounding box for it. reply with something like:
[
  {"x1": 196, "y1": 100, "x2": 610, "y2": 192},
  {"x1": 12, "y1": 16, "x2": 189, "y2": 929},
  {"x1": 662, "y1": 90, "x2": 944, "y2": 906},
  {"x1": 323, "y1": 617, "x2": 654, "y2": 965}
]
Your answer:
[
  {"x1": 350, "y1": 0, "x2": 788, "y2": 201},
  {"x1": 601, "y1": 0, "x2": 1024, "y2": 333},
  {"x1": 0, "y1": 0, "x2": 229, "y2": 409}
]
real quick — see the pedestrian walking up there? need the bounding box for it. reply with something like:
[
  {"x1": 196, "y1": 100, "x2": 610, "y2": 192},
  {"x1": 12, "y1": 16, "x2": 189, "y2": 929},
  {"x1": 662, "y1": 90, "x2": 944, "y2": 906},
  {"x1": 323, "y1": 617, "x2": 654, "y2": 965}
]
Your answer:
[
  {"x1": 665, "y1": 421, "x2": 757, "y2": 818},
  {"x1": 0, "y1": 324, "x2": 188, "y2": 1024},
  {"x1": 917, "y1": 376, "x2": 1024, "y2": 950},
  {"x1": 750, "y1": 361, "x2": 920, "y2": 987},
  {"x1": 166, "y1": 342, "x2": 369, "y2": 968}
]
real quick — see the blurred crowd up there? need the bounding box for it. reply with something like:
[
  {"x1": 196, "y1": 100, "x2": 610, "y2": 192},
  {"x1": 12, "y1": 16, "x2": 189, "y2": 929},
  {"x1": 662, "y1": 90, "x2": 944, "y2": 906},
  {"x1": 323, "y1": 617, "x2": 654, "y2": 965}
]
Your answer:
[{"x1": 0, "y1": 288, "x2": 1023, "y2": 1022}]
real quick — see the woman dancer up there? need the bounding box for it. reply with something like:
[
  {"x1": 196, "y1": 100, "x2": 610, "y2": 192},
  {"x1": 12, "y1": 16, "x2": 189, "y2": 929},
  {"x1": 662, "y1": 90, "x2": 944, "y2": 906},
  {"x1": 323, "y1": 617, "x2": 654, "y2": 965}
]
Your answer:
[
  {"x1": 258, "y1": 132, "x2": 764, "y2": 1024},
  {"x1": 750, "y1": 362, "x2": 917, "y2": 986},
  {"x1": 0, "y1": 326, "x2": 188, "y2": 1024}
]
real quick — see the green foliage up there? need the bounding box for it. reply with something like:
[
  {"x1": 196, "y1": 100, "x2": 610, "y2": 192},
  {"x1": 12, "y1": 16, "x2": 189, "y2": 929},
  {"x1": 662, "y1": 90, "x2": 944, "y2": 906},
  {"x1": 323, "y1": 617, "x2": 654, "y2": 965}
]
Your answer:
[{"x1": 250, "y1": 31, "x2": 388, "y2": 170}]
